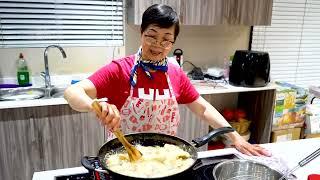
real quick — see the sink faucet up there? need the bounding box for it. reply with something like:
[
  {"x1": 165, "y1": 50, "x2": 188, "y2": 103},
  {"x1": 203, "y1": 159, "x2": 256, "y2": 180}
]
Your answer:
[{"x1": 42, "y1": 45, "x2": 67, "y2": 88}]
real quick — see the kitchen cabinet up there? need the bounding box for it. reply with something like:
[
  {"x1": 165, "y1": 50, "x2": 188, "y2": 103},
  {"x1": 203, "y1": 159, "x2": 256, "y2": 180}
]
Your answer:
[
  {"x1": 192, "y1": 82, "x2": 277, "y2": 144},
  {"x1": 0, "y1": 105, "x2": 104, "y2": 180},
  {"x1": 179, "y1": 0, "x2": 223, "y2": 25},
  {"x1": 223, "y1": 0, "x2": 273, "y2": 25},
  {"x1": 126, "y1": 0, "x2": 181, "y2": 25},
  {"x1": 126, "y1": 0, "x2": 273, "y2": 25},
  {"x1": 237, "y1": 90, "x2": 276, "y2": 143}
]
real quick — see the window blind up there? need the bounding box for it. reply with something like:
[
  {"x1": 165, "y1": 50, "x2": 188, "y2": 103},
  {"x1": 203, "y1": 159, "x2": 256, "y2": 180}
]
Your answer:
[
  {"x1": 0, "y1": 0, "x2": 124, "y2": 48},
  {"x1": 251, "y1": 0, "x2": 320, "y2": 87}
]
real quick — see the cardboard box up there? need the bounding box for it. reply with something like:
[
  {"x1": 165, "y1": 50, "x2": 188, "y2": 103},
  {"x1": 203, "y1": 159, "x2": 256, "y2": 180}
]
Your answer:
[
  {"x1": 305, "y1": 133, "x2": 320, "y2": 139},
  {"x1": 272, "y1": 82, "x2": 308, "y2": 130},
  {"x1": 271, "y1": 128, "x2": 301, "y2": 142}
]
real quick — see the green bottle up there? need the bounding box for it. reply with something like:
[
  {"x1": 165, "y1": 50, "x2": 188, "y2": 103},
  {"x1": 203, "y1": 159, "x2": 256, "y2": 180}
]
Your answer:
[{"x1": 17, "y1": 53, "x2": 30, "y2": 86}]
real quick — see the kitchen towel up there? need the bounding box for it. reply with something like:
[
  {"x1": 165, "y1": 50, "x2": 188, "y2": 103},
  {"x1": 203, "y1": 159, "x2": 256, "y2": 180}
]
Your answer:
[{"x1": 237, "y1": 152, "x2": 297, "y2": 179}]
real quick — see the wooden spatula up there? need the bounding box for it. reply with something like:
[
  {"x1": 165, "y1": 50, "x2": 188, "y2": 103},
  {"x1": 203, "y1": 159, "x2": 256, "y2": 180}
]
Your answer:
[{"x1": 91, "y1": 100, "x2": 142, "y2": 162}]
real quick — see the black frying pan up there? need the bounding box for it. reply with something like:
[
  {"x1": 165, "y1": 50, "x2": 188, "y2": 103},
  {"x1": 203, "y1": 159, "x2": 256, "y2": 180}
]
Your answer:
[{"x1": 81, "y1": 127, "x2": 234, "y2": 180}]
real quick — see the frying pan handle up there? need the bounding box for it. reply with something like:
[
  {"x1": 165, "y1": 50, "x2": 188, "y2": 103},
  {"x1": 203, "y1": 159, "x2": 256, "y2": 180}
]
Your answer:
[
  {"x1": 192, "y1": 127, "x2": 235, "y2": 148},
  {"x1": 81, "y1": 156, "x2": 108, "y2": 173}
]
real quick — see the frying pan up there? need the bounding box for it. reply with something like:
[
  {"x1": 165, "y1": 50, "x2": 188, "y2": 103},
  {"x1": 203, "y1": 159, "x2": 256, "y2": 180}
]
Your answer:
[{"x1": 81, "y1": 127, "x2": 234, "y2": 180}]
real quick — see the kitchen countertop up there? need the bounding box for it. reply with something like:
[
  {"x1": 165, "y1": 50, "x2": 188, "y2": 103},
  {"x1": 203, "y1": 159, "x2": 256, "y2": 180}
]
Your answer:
[
  {"x1": 32, "y1": 138, "x2": 320, "y2": 180},
  {"x1": 191, "y1": 80, "x2": 277, "y2": 95},
  {"x1": 0, "y1": 81, "x2": 276, "y2": 109},
  {"x1": 0, "y1": 97, "x2": 68, "y2": 109}
]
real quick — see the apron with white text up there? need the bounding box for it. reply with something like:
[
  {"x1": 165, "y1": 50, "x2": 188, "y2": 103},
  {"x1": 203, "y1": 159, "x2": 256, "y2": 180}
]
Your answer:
[{"x1": 106, "y1": 55, "x2": 180, "y2": 140}]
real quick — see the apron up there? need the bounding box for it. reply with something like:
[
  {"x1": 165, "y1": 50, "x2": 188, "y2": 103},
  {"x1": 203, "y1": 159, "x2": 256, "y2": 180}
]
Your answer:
[{"x1": 106, "y1": 54, "x2": 181, "y2": 141}]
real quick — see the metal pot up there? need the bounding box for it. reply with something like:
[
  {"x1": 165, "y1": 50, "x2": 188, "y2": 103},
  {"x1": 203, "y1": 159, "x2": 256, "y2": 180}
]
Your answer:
[
  {"x1": 81, "y1": 127, "x2": 234, "y2": 180},
  {"x1": 212, "y1": 159, "x2": 288, "y2": 180},
  {"x1": 213, "y1": 147, "x2": 320, "y2": 180}
]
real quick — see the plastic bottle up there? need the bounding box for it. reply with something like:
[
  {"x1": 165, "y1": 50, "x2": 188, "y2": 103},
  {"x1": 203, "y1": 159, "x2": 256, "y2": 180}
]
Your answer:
[
  {"x1": 223, "y1": 57, "x2": 230, "y2": 79},
  {"x1": 16, "y1": 53, "x2": 30, "y2": 86},
  {"x1": 223, "y1": 55, "x2": 234, "y2": 79}
]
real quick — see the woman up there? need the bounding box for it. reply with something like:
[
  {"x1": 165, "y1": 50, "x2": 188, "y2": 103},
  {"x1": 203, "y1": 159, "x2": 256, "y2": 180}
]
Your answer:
[{"x1": 64, "y1": 4, "x2": 270, "y2": 156}]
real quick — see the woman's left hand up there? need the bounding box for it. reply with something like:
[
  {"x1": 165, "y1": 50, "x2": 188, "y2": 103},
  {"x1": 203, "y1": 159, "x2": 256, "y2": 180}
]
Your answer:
[{"x1": 232, "y1": 135, "x2": 272, "y2": 156}]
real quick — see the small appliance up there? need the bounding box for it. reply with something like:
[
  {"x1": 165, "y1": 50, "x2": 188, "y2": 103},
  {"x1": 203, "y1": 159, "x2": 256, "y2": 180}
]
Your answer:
[
  {"x1": 229, "y1": 50, "x2": 270, "y2": 87},
  {"x1": 173, "y1": 48, "x2": 183, "y2": 67}
]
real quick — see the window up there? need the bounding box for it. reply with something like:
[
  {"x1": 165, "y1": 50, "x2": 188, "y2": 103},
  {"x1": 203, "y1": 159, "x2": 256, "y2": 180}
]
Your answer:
[
  {"x1": 251, "y1": 0, "x2": 320, "y2": 87},
  {"x1": 0, "y1": 0, "x2": 124, "y2": 48}
]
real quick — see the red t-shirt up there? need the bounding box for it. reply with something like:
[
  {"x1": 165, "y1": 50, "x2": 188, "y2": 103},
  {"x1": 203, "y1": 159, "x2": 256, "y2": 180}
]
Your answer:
[{"x1": 88, "y1": 55, "x2": 199, "y2": 110}]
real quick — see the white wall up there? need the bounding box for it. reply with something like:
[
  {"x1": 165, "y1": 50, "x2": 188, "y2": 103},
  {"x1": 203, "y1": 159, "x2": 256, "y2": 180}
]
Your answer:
[
  {"x1": 0, "y1": 24, "x2": 250, "y2": 78},
  {"x1": 0, "y1": 46, "x2": 125, "y2": 78}
]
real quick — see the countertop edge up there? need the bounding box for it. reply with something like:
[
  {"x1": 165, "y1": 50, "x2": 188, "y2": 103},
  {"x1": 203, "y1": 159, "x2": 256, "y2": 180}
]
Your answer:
[
  {"x1": 0, "y1": 83, "x2": 277, "y2": 109},
  {"x1": 0, "y1": 98, "x2": 68, "y2": 109}
]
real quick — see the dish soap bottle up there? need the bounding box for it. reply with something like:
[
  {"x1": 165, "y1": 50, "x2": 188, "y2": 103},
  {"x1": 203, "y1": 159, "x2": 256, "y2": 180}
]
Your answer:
[{"x1": 16, "y1": 53, "x2": 30, "y2": 86}]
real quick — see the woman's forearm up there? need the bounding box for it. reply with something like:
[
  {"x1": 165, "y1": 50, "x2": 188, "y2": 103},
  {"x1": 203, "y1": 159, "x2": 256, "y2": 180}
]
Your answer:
[
  {"x1": 64, "y1": 85, "x2": 93, "y2": 112},
  {"x1": 64, "y1": 79, "x2": 97, "y2": 112}
]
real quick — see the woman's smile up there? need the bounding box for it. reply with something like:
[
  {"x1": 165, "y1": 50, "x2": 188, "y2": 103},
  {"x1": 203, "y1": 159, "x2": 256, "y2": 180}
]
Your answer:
[{"x1": 149, "y1": 49, "x2": 162, "y2": 57}]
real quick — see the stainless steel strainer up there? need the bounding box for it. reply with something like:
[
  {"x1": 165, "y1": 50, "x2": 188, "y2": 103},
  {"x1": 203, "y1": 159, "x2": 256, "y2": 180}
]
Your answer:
[{"x1": 212, "y1": 159, "x2": 288, "y2": 180}]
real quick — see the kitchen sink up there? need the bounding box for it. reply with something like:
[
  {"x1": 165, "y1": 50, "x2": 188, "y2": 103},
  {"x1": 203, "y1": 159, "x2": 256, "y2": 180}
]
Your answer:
[
  {"x1": 0, "y1": 86, "x2": 67, "y2": 101},
  {"x1": 0, "y1": 87, "x2": 46, "y2": 101},
  {"x1": 49, "y1": 87, "x2": 66, "y2": 98}
]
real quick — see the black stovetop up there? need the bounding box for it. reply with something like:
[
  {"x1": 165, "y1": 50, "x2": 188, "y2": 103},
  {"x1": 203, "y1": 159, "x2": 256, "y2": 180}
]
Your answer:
[{"x1": 55, "y1": 154, "x2": 238, "y2": 180}]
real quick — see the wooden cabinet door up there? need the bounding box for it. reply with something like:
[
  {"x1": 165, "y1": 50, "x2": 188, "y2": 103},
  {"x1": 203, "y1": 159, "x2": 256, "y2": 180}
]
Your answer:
[
  {"x1": 181, "y1": 0, "x2": 272, "y2": 25},
  {"x1": 37, "y1": 105, "x2": 104, "y2": 170},
  {"x1": 180, "y1": 0, "x2": 224, "y2": 25},
  {"x1": 128, "y1": 0, "x2": 272, "y2": 25},
  {"x1": 0, "y1": 108, "x2": 43, "y2": 180},
  {"x1": 127, "y1": 0, "x2": 181, "y2": 25},
  {"x1": 223, "y1": 0, "x2": 273, "y2": 25},
  {"x1": 0, "y1": 105, "x2": 105, "y2": 180}
]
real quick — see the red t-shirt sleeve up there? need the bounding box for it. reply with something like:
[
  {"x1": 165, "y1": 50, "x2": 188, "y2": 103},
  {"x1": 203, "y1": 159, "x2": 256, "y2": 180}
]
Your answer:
[
  {"x1": 177, "y1": 68, "x2": 200, "y2": 104},
  {"x1": 87, "y1": 56, "x2": 133, "y2": 110},
  {"x1": 88, "y1": 61, "x2": 120, "y2": 100}
]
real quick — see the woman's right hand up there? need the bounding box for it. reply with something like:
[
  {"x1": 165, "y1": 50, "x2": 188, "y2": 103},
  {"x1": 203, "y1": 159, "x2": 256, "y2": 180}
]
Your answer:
[{"x1": 94, "y1": 101, "x2": 121, "y2": 131}]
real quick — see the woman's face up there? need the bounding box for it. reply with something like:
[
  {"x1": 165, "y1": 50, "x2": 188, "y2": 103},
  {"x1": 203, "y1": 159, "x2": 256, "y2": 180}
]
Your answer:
[{"x1": 141, "y1": 24, "x2": 175, "y2": 61}]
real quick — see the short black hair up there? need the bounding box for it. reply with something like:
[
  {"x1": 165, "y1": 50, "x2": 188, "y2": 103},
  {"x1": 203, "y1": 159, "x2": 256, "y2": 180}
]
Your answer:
[{"x1": 141, "y1": 4, "x2": 180, "y2": 41}]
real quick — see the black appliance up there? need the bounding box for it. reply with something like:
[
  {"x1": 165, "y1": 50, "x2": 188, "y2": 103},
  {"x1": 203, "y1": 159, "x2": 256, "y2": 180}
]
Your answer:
[
  {"x1": 173, "y1": 48, "x2": 183, "y2": 67},
  {"x1": 229, "y1": 50, "x2": 270, "y2": 87},
  {"x1": 55, "y1": 154, "x2": 238, "y2": 180}
]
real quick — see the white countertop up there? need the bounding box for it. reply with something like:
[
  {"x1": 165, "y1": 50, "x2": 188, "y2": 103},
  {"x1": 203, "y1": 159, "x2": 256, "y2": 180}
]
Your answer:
[
  {"x1": 0, "y1": 81, "x2": 276, "y2": 110},
  {"x1": 0, "y1": 97, "x2": 68, "y2": 109},
  {"x1": 32, "y1": 138, "x2": 320, "y2": 180},
  {"x1": 191, "y1": 80, "x2": 277, "y2": 95}
]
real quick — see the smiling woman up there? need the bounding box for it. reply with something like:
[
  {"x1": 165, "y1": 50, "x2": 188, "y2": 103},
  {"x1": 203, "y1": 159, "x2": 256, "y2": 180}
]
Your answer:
[{"x1": 64, "y1": 4, "x2": 271, "y2": 157}]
